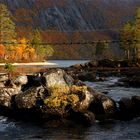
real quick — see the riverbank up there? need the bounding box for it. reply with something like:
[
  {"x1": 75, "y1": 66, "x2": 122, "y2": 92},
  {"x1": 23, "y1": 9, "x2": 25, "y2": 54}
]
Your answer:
[{"x1": 0, "y1": 62, "x2": 58, "y2": 66}]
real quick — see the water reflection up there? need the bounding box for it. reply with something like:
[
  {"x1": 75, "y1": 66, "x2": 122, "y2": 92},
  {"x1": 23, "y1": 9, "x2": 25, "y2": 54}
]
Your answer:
[{"x1": 0, "y1": 115, "x2": 140, "y2": 140}]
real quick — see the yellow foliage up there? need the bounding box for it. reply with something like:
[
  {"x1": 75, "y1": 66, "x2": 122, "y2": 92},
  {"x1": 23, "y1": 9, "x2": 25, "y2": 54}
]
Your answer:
[
  {"x1": 0, "y1": 36, "x2": 51, "y2": 61},
  {"x1": 0, "y1": 44, "x2": 5, "y2": 57},
  {"x1": 68, "y1": 94, "x2": 79, "y2": 104},
  {"x1": 44, "y1": 85, "x2": 83, "y2": 110},
  {"x1": 48, "y1": 85, "x2": 70, "y2": 97}
]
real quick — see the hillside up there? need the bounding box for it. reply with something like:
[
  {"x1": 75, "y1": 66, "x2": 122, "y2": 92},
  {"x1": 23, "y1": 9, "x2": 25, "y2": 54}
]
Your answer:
[
  {"x1": 1, "y1": 0, "x2": 140, "y2": 31},
  {"x1": 0, "y1": 0, "x2": 140, "y2": 59}
]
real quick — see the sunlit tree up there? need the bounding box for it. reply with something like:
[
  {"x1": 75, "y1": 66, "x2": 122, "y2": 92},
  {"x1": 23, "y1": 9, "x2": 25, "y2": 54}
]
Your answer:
[
  {"x1": 0, "y1": 4, "x2": 16, "y2": 45},
  {"x1": 29, "y1": 29, "x2": 54, "y2": 60},
  {"x1": 133, "y1": 7, "x2": 140, "y2": 59},
  {"x1": 119, "y1": 22, "x2": 134, "y2": 59}
]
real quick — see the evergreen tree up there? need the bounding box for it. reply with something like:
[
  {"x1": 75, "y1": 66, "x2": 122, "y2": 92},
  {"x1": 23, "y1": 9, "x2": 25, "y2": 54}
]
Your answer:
[
  {"x1": 133, "y1": 7, "x2": 140, "y2": 59},
  {"x1": 95, "y1": 41, "x2": 109, "y2": 59},
  {"x1": 0, "y1": 3, "x2": 16, "y2": 45},
  {"x1": 120, "y1": 7, "x2": 140, "y2": 60},
  {"x1": 119, "y1": 22, "x2": 134, "y2": 59},
  {"x1": 29, "y1": 29, "x2": 54, "y2": 60}
]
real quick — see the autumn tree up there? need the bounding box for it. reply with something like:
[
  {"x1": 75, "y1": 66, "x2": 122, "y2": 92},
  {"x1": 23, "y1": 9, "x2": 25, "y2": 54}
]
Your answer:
[
  {"x1": 0, "y1": 44, "x2": 5, "y2": 59},
  {"x1": 29, "y1": 29, "x2": 54, "y2": 60}
]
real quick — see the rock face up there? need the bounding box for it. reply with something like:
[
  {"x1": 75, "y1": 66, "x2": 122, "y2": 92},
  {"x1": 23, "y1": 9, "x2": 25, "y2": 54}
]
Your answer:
[
  {"x1": 1, "y1": 0, "x2": 140, "y2": 31},
  {"x1": 0, "y1": 68, "x2": 139, "y2": 125}
]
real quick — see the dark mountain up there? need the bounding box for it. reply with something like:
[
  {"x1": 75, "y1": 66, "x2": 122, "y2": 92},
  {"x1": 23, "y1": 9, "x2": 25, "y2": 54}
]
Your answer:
[{"x1": 0, "y1": 0, "x2": 140, "y2": 31}]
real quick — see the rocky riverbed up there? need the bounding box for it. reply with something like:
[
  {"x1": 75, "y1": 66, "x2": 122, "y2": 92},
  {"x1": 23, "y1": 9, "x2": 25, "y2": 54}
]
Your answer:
[
  {"x1": 0, "y1": 63, "x2": 140, "y2": 125},
  {"x1": 65, "y1": 59, "x2": 140, "y2": 87}
]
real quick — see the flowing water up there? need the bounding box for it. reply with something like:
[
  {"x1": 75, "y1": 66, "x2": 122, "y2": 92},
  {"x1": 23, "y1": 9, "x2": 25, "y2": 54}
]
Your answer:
[{"x1": 0, "y1": 61, "x2": 140, "y2": 140}]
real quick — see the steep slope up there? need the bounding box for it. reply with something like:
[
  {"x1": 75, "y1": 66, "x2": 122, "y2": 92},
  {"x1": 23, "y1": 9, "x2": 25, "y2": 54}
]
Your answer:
[
  {"x1": 0, "y1": 0, "x2": 140, "y2": 31},
  {"x1": 0, "y1": 0, "x2": 140, "y2": 59}
]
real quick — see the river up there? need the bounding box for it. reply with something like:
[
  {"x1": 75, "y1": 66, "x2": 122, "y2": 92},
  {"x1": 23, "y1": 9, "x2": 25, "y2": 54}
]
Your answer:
[{"x1": 0, "y1": 61, "x2": 140, "y2": 140}]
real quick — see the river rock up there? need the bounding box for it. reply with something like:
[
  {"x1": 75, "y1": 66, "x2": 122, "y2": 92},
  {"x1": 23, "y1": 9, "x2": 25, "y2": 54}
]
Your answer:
[
  {"x1": 77, "y1": 71, "x2": 96, "y2": 82},
  {"x1": 118, "y1": 96, "x2": 140, "y2": 120},
  {"x1": 0, "y1": 82, "x2": 5, "y2": 88},
  {"x1": 0, "y1": 88, "x2": 19, "y2": 108},
  {"x1": 131, "y1": 96, "x2": 140, "y2": 114},
  {"x1": 15, "y1": 86, "x2": 46, "y2": 109},
  {"x1": 88, "y1": 88, "x2": 117, "y2": 117},
  {"x1": 0, "y1": 74, "x2": 8, "y2": 82},
  {"x1": 42, "y1": 69, "x2": 74, "y2": 88},
  {"x1": 98, "y1": 59, "x2": 116, "y2": 67},
  {"x1": 119, "y1": 76, "x2": 140, "y2": 87},
  {"x1": 2, "y1": 68, "x2": 140, "y2": 124},
  {"x1": 14, "y1": 75, "x2": 28, "y2": 86},
  {"x1": 86, "y1": 60, "x2": 98, "y2": 68}
]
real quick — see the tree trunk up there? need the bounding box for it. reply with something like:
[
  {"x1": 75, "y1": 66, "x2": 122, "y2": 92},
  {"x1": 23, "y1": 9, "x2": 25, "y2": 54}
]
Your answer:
[
  {"x1": 125, "y1": 50, "x2": 130, "y2": 60},
  {"x1": 133, "y1": 47, "x2": 137, "y2": 60}
]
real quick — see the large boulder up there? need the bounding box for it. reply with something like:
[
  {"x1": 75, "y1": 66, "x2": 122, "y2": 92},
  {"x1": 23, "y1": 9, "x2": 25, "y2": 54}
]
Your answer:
[
  {"x1": 42, "y1": 85, "x2": 95, "y2": 124},
  {"x1": 15, "y1": 86, "x2": 46, "y2": 109},
  {"x1": 0, "y1": 88, "x2": 19, "y2": 108},
  {"x1": 98, "y1": 59, "x2": 116, "y2": 67},
  {"x1": 88, "y1": 88, "x2": 117, "y2": 118},
  {"x1": 0, "y1": 75, "x2": 28, "y2": 108},
  {"x1": 77, "y1": 71, "x2": 96, "y2": 82},
  {"x1": 42, "y1": 69, "x2": 74, "y2": 88}
]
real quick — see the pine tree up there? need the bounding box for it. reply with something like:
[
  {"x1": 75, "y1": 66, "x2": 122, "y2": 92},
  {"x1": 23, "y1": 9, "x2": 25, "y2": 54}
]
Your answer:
[
  {"x1": 119, "y1": 22, "x2": 134, "y2": 60},
  {"x1": 0, "y1": 4, "x2": 16, "y2": 45},
  {"x1": 95, "y1": 41, "x2": 109, "y2": 59},
  {"x1": 134, "y1": 8, "x2": 140, "y2": 59}
]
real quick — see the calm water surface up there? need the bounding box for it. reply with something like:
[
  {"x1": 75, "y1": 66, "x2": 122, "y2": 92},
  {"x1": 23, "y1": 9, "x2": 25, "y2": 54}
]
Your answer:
[
  {"x1": 0, "y1": 61, "x2": 140, "y2": 140},
  {"x1": 47, "y1": 60, "x2": 90, "y2": 67}
]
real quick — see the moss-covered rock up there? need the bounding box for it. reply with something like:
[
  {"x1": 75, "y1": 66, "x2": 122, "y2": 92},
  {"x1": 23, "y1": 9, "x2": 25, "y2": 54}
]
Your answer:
[{"x1": 15, "y1": 86, "x2": 46, "y2": 109}]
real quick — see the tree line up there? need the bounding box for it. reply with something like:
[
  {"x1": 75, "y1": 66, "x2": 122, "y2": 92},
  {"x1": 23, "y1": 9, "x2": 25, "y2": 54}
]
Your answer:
[
  {"x1": 0, "y1": 4, "x2": 54, "y2": 62},
  {"x1": 1, "y1": 3, "x2": 140, "y2": 61},
  {"x1": 120, "y1": 8, "x2": 140, "y2": 60}
]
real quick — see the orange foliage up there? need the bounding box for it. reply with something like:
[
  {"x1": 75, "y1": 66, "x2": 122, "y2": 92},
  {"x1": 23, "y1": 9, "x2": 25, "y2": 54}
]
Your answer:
[
  {"x1": 0, "y1": 38, "x2": 36, "y2": 62},
  {"x1": 0, "y1": 44, "x2": 5, "y2": 58}
]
